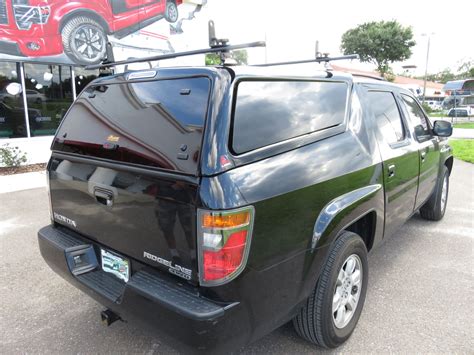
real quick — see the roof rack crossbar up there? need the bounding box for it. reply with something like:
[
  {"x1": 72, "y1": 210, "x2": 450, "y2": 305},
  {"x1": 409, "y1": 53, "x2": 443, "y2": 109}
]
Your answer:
[
  {"x1": 352, "y1": 73, "x2": 386, "y2": 81},
  {"x1": 85, "y1": 41, "x2": 266, "y2": 70},
  {"x1": 253, "y1": 54, "x2": 359, "y2": 67}
]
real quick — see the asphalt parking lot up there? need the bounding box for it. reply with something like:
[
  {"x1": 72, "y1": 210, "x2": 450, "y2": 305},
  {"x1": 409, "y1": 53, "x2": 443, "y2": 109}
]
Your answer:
[{"x1": 1, "y1": 159, "x2": 473, "y2": 354}]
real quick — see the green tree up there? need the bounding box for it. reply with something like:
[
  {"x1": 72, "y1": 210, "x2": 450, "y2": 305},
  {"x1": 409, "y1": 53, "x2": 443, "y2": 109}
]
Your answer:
[
  {"x1": 412, "y1": 60, "x2": 473, "y2": 84},
  {"x1": 457, "y1": 60, "x2": 474, "y2": 79},
  {"x1": 205, "y1": 50, "x2": 248, "y2": 65},
  {"x1": 341, "y1": 20, "x2": 416, "y2": 77}
]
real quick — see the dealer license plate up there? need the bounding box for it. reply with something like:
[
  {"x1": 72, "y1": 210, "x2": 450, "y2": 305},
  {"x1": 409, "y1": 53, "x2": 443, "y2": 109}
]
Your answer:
[{"x1": 101, "y1": 249, "x2": 130, "y2": 282}]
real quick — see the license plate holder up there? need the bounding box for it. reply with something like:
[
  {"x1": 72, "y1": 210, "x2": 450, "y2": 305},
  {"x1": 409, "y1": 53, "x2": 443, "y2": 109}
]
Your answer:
[{"x1": 101, "y1": 249, "x2": 130, "y2": 283}]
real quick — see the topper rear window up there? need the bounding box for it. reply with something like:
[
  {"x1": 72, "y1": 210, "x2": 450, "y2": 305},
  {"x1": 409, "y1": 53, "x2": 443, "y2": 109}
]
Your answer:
[{"x1": 52, "y1": 77, "x2": 210, "y2": 175}]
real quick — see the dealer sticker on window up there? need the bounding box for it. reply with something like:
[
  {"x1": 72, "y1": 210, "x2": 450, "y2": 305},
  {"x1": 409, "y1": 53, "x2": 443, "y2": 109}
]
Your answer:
[{"x1": 101, "y1": 249, "x2": 130, "y2": 283}]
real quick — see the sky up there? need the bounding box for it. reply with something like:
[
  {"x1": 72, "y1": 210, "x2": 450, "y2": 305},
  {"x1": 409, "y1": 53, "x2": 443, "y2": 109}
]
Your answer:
[{"x1": 176, "y1": 0, "x2": 473, "y2": 76}]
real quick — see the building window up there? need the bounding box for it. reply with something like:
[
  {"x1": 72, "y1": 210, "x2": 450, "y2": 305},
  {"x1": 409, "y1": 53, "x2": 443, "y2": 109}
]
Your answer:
[
  {"x1": 0, "y1": 62, "x2": 27, "y2": 138},
  {"x1": 73, "y1": 67, "x2": 99, "y2": 96},
  {"x1": 23, "y1": 64, "x2": 73, "y2": 137}
]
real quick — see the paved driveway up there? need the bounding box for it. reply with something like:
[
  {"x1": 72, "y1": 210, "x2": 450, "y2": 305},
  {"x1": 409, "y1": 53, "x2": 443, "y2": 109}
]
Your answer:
[{"x1": 1, "y1": 160, "x2": 473, "y2": 354}]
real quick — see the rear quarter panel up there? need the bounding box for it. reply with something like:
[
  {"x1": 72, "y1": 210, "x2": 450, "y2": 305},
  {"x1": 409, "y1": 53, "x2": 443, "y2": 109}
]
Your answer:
[{"x1": 198, "y1": 84, "x2": 384, "y2": 341}]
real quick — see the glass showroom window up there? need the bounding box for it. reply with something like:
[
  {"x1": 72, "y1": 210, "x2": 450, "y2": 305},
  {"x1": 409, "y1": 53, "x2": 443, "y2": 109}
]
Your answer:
[
  {"x1": 0, "y1": 62, "x2": 27, "y2": 138},
  {"x1": 74, "y1": 67, "x2": 99, "y2": 96},
  {"x1": 23, "y1": 64, "x2": 73, "y2": 137}
]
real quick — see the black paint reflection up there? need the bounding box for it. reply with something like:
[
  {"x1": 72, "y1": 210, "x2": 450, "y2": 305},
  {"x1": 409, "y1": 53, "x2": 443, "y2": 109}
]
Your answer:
[
  {"x1": 53, "y1": 77, "x2": 210, "y2": 174},
  {"x1": 50, "y1": 158, "x2": 198, "y2": 280},
  {"x1": 148, "y1": 181, "x2": 196, "y2": 266},
  {"x1": 232, "y1": 80, "x2": 348, "y2": 153}
]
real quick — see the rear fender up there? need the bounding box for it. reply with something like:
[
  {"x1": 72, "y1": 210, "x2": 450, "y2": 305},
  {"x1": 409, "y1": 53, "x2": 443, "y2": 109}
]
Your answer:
[
  {"x1": 295, "y1": 184, "x2": 384, "y2": 306},
  {"x1": 312, "y1": 184, "x2": 383, "y2": 250}
]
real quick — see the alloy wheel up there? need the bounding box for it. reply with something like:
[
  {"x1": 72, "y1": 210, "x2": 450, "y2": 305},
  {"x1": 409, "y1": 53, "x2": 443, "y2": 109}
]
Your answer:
[
  {"x1": 71, "y1": 25, "x2": 106, "y2": 63},
  {"x1": 332, "y1": 254, "x2": 363, "y2": 329},
  {"x1": 167, "y1": 3, "x2": 178, "y2": 22},
  {"x1": 440, "y1": 174, "x2": 448, "y2": 212}
]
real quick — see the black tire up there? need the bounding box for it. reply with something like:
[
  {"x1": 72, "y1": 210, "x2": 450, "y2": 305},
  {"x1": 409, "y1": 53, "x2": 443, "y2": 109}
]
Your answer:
[
  {"x1": 164, "y1": 1, "x2": 179, "y2": 23},
  {"x1": 61, "y1": 16, "x2": 107, "y2": 65},
  {"x1": 293, "y1": 231, "x2": 368, "y2": 348},
  {"x1": 420, "y1": 165, "x2": 449, "y2": 221}
]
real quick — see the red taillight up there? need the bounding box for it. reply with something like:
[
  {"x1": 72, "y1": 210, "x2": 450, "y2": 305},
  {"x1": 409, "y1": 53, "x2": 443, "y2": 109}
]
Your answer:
[
  {"x1": 198, "y1": 207, "x2": 254, "y2": 286},
  {"x1": 203, "y1": 230, "x2": 247, "y2": 281}
]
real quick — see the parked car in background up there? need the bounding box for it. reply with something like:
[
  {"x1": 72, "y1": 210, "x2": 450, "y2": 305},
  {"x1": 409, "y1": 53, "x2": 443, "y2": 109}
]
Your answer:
[
  {"x1": 447, "y1": 107, "x2": 470, "y2": 117},
  {"x1": 25, "y1": 89, "x2": 47, "y2": 104},
  {"x1": 0, "y1": 101, "x2": 42, "y2": 137},
  {"x1": 0, "y1": 88, "x2": 46, "y2": 104},
  {"x1": 426, "y1": 100, "x2": 442, "y2": 111},
  {"x1": 0, "y1": 0, "x2": 182, "y2": 65},
  {"x1": 422, "y1": 95, "x2": 444, "y2": 111},
  {"x1": 442, "y1": 94, "x2": 474, "y2": 110}
]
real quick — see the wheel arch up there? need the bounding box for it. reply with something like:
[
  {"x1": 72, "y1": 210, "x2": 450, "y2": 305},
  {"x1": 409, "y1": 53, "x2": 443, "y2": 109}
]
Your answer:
[
  {"x1": 59, "y1": 10, "x2": 110, "y2": 34},
  {"x1": 296, "y1": 184, "x2": 383, "y2": 303},
  {"x1": 444, "y1": 155, "x2": 454, "y2": 176},
  {"x1": 343, "y1": 211, "x2": 377, "y2": 252},
  {"x1": 311, "y1": 184, "x2": 383, "y2": 252}
]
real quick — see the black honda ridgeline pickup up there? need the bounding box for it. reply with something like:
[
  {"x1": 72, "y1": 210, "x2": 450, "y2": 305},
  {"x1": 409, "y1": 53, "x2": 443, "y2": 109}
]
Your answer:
[{"x1": 38, "y1": 66, "x2": 453, "y2": 353}]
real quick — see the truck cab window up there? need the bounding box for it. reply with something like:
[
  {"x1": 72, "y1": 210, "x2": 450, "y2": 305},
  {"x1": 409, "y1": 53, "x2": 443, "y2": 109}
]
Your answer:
[
  {"x1": 400, "y1": 94, "x2": 432, "y2": 141},
  {"x1": 368, "y1": 91, "x2": 405, "y2": 145}
]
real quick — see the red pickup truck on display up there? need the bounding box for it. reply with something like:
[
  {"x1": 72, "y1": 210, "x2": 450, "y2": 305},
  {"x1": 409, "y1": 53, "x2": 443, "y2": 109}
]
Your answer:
[{"x1": 0, "y1": 0, "x2": 182, "y2": 64}]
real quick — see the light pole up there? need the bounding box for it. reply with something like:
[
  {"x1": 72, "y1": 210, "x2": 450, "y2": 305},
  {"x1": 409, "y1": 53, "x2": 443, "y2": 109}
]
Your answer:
[{"x1": 421, "y1": 33, "x2": 435, "y2": 104}]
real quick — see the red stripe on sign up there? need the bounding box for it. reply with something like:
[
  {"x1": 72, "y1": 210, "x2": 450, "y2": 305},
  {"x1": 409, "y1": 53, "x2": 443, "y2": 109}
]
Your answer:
[{"x1": 139, "y1": 30, "x2": 169, "y2": 40}]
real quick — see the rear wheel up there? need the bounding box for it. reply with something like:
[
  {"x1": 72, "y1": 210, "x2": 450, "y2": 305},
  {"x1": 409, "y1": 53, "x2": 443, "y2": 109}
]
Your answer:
[
  {"x1": 164, "y1": 1, "x2": 179, "y2": 23},
  {"x1": 293, "y1": 231, "x2": 368, "y2": 348},
  {"x1": 420, "y1": 166, "x2": 449, "y2": 221},
  {"x1": 61, "y1": 16, "x2": 107, "y2": 65}
]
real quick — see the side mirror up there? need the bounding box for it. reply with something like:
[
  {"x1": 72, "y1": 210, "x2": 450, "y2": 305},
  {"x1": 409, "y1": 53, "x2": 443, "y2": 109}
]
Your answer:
[{"x1": 433, "y1": 120, "x2": 453, "y2": 137}]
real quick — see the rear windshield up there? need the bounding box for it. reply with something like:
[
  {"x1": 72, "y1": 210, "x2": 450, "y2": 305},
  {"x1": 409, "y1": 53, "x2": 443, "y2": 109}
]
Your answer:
[
  {"x1": 231, "y1": 80, "x2": 348, "y2": 154},
  {"x1": 52, "y1": 77, "x2": 210, "y2": 175}
]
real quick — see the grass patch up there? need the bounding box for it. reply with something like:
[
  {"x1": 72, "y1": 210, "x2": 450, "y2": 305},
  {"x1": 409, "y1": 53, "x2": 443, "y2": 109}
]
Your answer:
[
  {"x1": 429, "y1": 112, "x2": 446, "y2": 118},
  {"x1": 453, "y1": 122, "x2": 474, "y2": 129},
  {"x1": 449, "y1": 139, "x2": 474, "y2": 163}
]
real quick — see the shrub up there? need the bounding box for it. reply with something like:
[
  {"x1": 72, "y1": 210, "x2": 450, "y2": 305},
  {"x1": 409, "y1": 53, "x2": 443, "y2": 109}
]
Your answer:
[
  {"x1": 0, "y1": 143, "x2": 28, "y2": 167},
  {"x1": 421, "y1": 103, "x2": 433, "y2": 114}
]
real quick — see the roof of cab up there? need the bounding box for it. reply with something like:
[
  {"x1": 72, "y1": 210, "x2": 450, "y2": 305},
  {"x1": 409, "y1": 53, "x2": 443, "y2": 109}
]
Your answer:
[{"x1": 228, "y1": 65, "x2": 353, "y2": 82}]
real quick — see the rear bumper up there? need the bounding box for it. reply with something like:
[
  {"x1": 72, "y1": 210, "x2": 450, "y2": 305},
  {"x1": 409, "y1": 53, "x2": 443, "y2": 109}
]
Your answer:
[{"x1": 38, "y1": 225, "x2": 247, "y2": 353}]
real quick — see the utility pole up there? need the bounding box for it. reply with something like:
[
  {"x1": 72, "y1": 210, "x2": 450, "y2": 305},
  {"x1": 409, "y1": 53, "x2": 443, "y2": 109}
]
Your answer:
[{"x1": 421, "y1": 33, "x2": 434, "y2": 105}]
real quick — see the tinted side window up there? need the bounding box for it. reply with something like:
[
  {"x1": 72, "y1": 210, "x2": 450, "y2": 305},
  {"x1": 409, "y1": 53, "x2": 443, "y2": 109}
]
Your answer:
[
  {"x1": 232, "y1": 80, "x2": 348, "y2": 154},
  {"x1": 400, "y1": 94, "x2": 432, "y2": 140},
  {"x1": 369, "y1": 91, "x2": 405, "y2": 144}
]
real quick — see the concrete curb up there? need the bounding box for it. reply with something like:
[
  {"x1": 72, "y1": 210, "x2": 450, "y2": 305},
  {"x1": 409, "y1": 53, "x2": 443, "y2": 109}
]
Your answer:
[
  {"x1": 0, "y1": 171, "x2": 46, "y2": 194},
  {"x1": 450, "y1": 128, "x2": 474, "y2": 139}
]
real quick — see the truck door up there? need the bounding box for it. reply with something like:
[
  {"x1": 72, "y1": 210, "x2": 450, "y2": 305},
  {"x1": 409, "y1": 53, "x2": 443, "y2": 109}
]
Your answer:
[
  {"x1": 109, "y1": 0, "x2": 143, "y2": 25},
  {"x1": 368, "y1": 90, "x2": 419, "y2": 238},
  {"x1": 398, "y1": 94, "x2": 440, "y2": 210}
]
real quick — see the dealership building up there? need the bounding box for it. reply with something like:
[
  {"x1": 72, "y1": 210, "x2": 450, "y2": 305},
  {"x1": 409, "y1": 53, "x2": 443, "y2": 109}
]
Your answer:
[
  {"x1": 0, "y1": 60, "x2": 99, "y2": 163},
  {"x1": 0, "y1": 0, "x2": 197, "y2": 165}
]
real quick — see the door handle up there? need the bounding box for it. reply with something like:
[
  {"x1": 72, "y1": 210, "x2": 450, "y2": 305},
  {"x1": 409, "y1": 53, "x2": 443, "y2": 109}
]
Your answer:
[
  {"x1": 421, "y1": 151, "x2": 427, "y2": 163},
  {"x1": 94, "y1": 188, "x2": 114, "y2": 207},
  {"x1": 388, "y1": 164, "x2": 396, "y2": 178}
]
